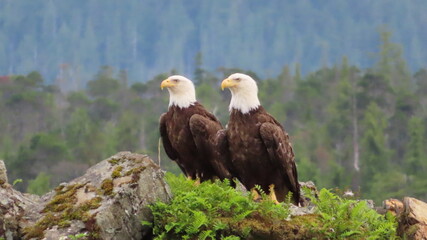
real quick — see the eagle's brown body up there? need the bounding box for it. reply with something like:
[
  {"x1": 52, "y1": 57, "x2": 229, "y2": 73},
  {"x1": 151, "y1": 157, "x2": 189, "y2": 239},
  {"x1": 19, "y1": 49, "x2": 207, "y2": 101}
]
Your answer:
[
  {"x1": 160, "y1": 103, "x2": 233, "y2": 181},
  {"x1": 220, "y1": 106, "x2": 300, "y2": 204}
]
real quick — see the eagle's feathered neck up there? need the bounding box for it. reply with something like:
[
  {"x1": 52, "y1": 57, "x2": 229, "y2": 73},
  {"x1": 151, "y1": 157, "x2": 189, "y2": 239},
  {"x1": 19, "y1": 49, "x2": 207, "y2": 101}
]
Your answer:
[
  {"x1": 168, "y1": 88, "x2": 197, "y2": 109},
  {"x1": 229, "y1": 86, "x2": 261, "y2": 114}
]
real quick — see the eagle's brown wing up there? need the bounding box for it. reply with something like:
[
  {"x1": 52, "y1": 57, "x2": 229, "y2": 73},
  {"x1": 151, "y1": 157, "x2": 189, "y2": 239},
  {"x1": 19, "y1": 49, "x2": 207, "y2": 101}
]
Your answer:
[
  {"x1": 159, "y1": 113, "x2": 179, "y2": 161},
  {"x1": 213, "y1": 129, "x2": 236, "y2": 180},
  {"x1": 260, "y1": 122, "x2": 300, "y2": 204},
  {"x1": 189, "y1": 114, "x2": 234, "y2": 181}
]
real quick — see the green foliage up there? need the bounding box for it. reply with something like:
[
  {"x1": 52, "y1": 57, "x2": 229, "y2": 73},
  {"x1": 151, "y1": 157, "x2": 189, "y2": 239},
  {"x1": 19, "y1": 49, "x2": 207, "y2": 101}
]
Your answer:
[
  {"x1": 360, "y1": 102, "x2": 392, "y2": 193},
  {"x1": 87, "y1": 66, "x2": 122, "y2": 98},
  {"x1": 309, "y1": 188, "x2": 398, "y2": 239},
  {"x1": 29, "y1": 133, "x2": 70, "y2": 163},
  {"x1": 376, "y1": 29, "x2": 411, "y2": 91},
  {"x1": 13, "y1": 178, "x2": 23, "y2": 186},
  {"x1": 149, "y1": 173, "x2": 289, "y2": 239},
  {"x1": 149, "y1": 175, "x2": 399, "y2": 239},
  {"x1": 67, "y1": 232, "x2": 88, "y2": 240},
  {"x1": 27, "y1": 172, "x2": 51, "y2": 196},
  {"x1": 369, "y1": 170, "x2": 407, "y2": 203},
  {"x1": 116, "y1": 111, "x2": 143, "y2": 152},
  {"x1": 404, "y1": 116, "x2": 427, "y2": 175}
]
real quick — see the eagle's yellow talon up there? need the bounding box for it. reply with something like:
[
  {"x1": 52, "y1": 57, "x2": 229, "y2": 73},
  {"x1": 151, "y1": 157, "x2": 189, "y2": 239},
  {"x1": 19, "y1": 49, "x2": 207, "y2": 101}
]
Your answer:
[
  {"x1": 269, "y1": 184, "x2": 280, "y2": 204},
  {"x1": 251, "y1": 188, "x2": 261, "y2": 201},
  {"x1": 194, "y1": 177, "x2": 201, "y2": 186}
]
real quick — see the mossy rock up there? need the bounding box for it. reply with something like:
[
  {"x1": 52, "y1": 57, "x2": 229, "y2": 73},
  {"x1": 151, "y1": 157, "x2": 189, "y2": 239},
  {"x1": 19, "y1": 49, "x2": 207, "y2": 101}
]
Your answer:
[
  {"x1": 22, "y1": 183, "x2": 102, "y2": 240},
  {"x1": 19, "y1": 152, "x2": 171, "y2": 240},
  {"x1": 226, "y1": 214, "x2": 322, "y2": 239}
]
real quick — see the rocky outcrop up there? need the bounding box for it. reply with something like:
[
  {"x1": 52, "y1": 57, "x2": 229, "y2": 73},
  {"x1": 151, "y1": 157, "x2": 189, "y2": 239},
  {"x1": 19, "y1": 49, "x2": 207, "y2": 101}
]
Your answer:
[
  {"x1": 395, "y1": 197, "x2": 427, "y2": 240},
  {"x1": 382, "y1": 197, "x2": 427, "y2": 239},
  {"x1": 0, "y1": 169, "x2": 41, "y2": 240},
  {"x1": 383, "y1": 198, "x2": 404, "y2": 216},
  {"x1": 0, "y1": 152, "x2": 171, "y2": 240},
  {"x1": 3, "y1": 153, "x2": 427, "y2": 240}
]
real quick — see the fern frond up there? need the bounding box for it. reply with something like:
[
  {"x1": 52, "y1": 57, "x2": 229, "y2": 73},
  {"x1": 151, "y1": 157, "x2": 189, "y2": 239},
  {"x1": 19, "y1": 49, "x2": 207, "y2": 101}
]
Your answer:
[{"x1": 199, "y1": 230, "x2": 215, "y2": 240}]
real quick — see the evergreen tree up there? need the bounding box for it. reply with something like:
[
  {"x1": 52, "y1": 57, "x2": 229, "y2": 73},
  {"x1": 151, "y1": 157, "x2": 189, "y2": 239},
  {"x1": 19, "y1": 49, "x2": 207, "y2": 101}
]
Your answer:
[
  {"x1": 360, "y1": 102, "x2": 392, "y2": 194},
  {"x1": 404, "y1": 116, "x2": 427, "y2": 176},
  {"x1": 388, "y1": 92, "x2": 419, "y2": 162},
  {"x1": 414, "y1": 69, "x2": 427, "y2": 116},
  {"x1": 193, "y1": 52, "x2": 204, "y2": 84},
  {"x1": 325, "y1": 57, "x2": 360, "y2": 188},
  {"x1": 376, "y1": 29, "x2": 411, "y2": 92}
]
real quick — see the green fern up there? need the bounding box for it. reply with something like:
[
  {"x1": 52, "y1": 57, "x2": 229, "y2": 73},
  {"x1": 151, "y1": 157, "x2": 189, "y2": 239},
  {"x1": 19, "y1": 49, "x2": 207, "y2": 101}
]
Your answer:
[
  {"x1": 213, "y1": 220, "x2": 227, "y2": 231},
  {"x1": 148, "y1": 173, "x2": 290, "y2": 239},
  {"x1": 254, "y1": 184, "x2": 266, "y2": 197},
  {"x1": 141, "y1": 220, "x2": 152, "y2": 227},
  {"x1": 147, "y1": 174, "x2": 398, "y2": 239},
  {"x1": 67, "y1": 233, "x2": 88, "y2": 240},
  {"x1": 232, "y1": 209, "x2": 254, "y2": 222},
  {"x1": 221, "y1": 236, "x2": 240, "y2": 240},
  {"x1": 241, "y1": 226, "x2": 252, "y2": 238},
  {"x1": 199, "y1": 230, "x2": 215, "y2": 240},
  {"x1": 309, "y1": 188, "x2": 399, "y2": 239}
]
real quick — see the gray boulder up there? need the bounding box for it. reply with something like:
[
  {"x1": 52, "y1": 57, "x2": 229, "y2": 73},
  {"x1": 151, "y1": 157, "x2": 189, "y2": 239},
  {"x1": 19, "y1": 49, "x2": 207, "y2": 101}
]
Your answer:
[{"x1": 0, "y1": 152, "x2": 171, "y2": 240}]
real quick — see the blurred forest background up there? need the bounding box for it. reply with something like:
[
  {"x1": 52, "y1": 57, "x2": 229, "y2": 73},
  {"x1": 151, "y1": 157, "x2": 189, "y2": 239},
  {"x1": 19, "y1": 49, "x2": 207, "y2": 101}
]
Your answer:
[
  {"x1": 1, "y1": 0, "x2": 427, "y2": 87},
  {"x1": 1, "y1": 1, "x2": 427, "y2": 204}
]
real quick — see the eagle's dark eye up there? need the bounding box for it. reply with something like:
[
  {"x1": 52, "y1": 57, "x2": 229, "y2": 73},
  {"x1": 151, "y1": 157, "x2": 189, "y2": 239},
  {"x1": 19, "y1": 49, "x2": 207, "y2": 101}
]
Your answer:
[
  {"x1": 235, "y1": 78, "x2": 241, "y2": 81},
  {"x1": 172, "y1": 79, "x2": 179, "y2": 83}
]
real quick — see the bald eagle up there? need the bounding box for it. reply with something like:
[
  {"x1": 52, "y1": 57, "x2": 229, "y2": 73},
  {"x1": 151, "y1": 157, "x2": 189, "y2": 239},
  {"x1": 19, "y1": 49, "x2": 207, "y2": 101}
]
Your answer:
[
  {"x1": 160, "y1": 75, "x2": 234, "y2": 182},
  {"x1": 220, "y1": 73, "x2": 301, "y2": 204}
]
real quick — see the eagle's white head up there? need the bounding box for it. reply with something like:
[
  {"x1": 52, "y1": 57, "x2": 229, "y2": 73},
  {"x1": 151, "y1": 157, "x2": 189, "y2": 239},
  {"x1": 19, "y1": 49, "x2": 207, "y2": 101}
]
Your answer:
[
  {"x1": 221, "y1": 73, "x2": 261, "y2": 114},
  {"x1": 161, "y1": 75, "x2": 196, "y2": 108}
]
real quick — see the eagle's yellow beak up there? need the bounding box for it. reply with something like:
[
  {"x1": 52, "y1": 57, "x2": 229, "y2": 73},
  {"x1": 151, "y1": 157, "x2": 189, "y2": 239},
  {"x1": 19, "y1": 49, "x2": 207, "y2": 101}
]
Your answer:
[
  {"x1": 160, "y1": 79, "x2": 176, "y2": 90},
  {"x1": 221, "y1": 78, "x2": 237, "y2": 90}
]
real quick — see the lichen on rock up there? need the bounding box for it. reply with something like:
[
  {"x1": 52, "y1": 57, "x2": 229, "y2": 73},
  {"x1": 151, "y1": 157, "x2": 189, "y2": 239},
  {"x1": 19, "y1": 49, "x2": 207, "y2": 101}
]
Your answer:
[{"x1": 1, "y1": 152, "x2": 171, "y2": 240}]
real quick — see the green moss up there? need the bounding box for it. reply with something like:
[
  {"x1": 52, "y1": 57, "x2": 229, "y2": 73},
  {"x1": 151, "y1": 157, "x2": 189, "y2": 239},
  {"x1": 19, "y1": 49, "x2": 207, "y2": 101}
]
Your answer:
[
  {"x1": 43, "y1": 183, "x2": 84, "y2": 212},
  {"x1": 89, "y1": 232, "x2": 101, "y2": 240},
  {"x1": 224, "y1": 214, "x2": 322, "y2": 239},
  {"x1": 51, "y1": 202, "x2": 74, "y2": 212},
  {"x1": 124, "y1": 166, "x2": 146, "y2": 176},
  {"x1": 111, "y1": 166, "x2": 123, "y2": 178},
  {"x1": 54, "y1": 184, "x2": 65, "y2": 192},
  {"x1": 22, "y1": 213, "x2": 59, "y2": 239},
  {"x1": 124, "y1": 169, "x2": 132, "y2": 176},
  {"x1": 23, "y1": 183, "x2": 103, "y2": 239},
  {"x1": 108, "y1": 158, "x2": 120, "y2": 165},
  {"x1": 124, "y1": 166, "x2": 146, "y2": 183},
  {"x1": 58, "y1": 219, "x2": 71, "y2": 228},
  {"x1": 80, "y1": 196, "x2": 102, "y2": 211},
  {"x1": 101, "y1": 178, "x2": 114, "y2": 196},
  {"x1": 95, "y1": 189, "x2": 104, "y2": 196},
  {"x1": 63, "y1": 207, "x2": 91, "y2": 222}
]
